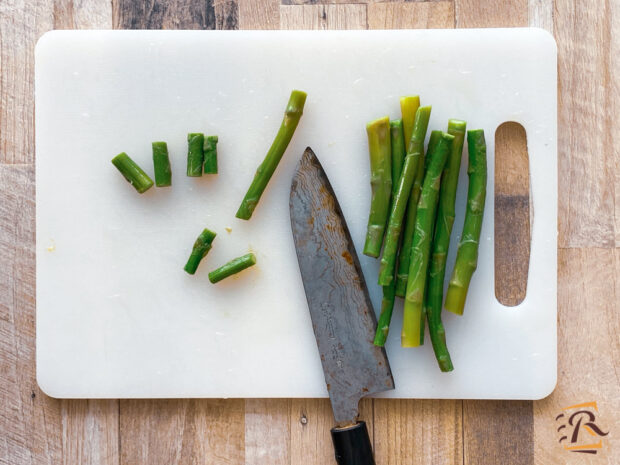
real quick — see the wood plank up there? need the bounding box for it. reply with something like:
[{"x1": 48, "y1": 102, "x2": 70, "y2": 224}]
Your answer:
[
  {"x1": 112, "y1": 0, "x2": 219, "y2": 29},
  {"x1": 244, "y1": 399, "x2": 290, "y2": 465},
  {"x1": 455, "y1": 0, "x2": 527, "y2": 28},
  {"x1": 374, "y1": 399, "x2": 462, "y2": 465},
  {"x1": 62, "y1": 400, "x2": 119, "y2": 465},
  {"x1": 53, "y1": 0, "x2": 113, "y2": 29},
  {"x1": 495, "y1": 122, "x2": 530, "y2": 306},
  {"x1": 0, "y1": 165, "x2": 62, "y2": 464},
  {"x1": 554, "y1": 0, "x2": 617, "y2": 247},
  {"x1": 238, "y1": 0, "x2": 279, "y2": 29},
  {"x1": 289, "y1": 399, "x2": 335, "y2": 465},
  {"x1": 119, "y1": 399, "x2": 244, "y2": 464},
  {"x1": 0, "y1": 1, "x2": 54, "y2": 163},
  {"x1": 528, "y1": 0, "x2": 553, "y2": 32},
  {"x1": 367, "y1": 1, "x2": 455, "y2": 29},
  {"x1": 533, "y1": 248, "x2": 620, "y2": 464},
  {"x1": 280, "y1": 4, "x2": 367, "y2": 30}
]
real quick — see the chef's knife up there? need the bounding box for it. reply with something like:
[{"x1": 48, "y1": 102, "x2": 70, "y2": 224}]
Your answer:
[{"x1": 290, "y1": 147, "x2": 395, "y2": 465}]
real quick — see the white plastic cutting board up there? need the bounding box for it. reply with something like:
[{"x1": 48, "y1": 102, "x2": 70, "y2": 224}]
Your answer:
[{"x1": 35, "y1": 29, "x2": 557, "y2": 399}]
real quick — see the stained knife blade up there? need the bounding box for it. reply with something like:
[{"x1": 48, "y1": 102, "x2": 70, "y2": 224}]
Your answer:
[{"x1": 289, "y1": 147, "x2": 394, "y2": 427}]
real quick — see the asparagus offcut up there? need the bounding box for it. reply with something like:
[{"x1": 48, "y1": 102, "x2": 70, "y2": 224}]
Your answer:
[
  {"x1": 184, "y1": 228, "x2": 217, "y2": 275},
  {"x1": 111, "y1": 152, "x2": 154, "y2": 194},
  {"x1": 208, "y1": 253, "x2": 257, "y2": 283},
  {"x1": 427, "y1": 120, "x2": 466, "y2": 372},
  {"x1": 394, "y1": 106, "x2": 432, "y2": 296},
  {"x1": 424, "y1": 130, "x2": 442, "y2": 173},
  {"x1": 236, "y1": 90, "x2": 307, "y2": 220},
  {"x1": 444, "y1": 130, "x2": 487, "y2": 315},
  {"x1": 400, "y1": 96, "x2": 420, "y2": 148},
  {"x1": 402, "y1": 132, "x2": 453, "y2": 348},
  {"x1": 374, "y1": 119, "x2": 407, "y2": 347},
  {"x1": 152, "y1": 141, "x2": 172, "y2": 187},
  {"x1": 187, "y1": 133, "x2": 205, "y2": 177},
  {"x1": 362, "y1": 116, "x2": 392, "y2": 258},
  {"x1": 203, "y1": 135, "x2": 218, "y2": 174}
]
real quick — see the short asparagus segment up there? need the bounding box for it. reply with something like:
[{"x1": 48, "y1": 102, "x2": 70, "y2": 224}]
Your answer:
[
  {"x1": 208, "y1": 253, "x2": 257, "y2": 283},
  {"x1": 427, "y1": 120, "x2": 466, "y2": 371},
  {"x1": 111, "y1": 152, "x2": 154, "y2": 193},
  {"x1": 203, "y1": 135, "x2": 218, "y2": 174},
  {"x1": 424, "y1": 130, "x2": 442, "y2": 173},
  {"x1": 400, "y1": 96, "x2": 420, "y2": 148},
  {"x1": 187, "y1": 133, "x2": 205, "y2": 177},
  {"x1": 236, "y1": 90, "x2": 307, "y2": 220},
  {"x1": 445, "y1": 130, "x2": 487, "y2": 315},
  {"x1": 362, "y1": 116, "x2": 392, "y2": 258},
  {"x1": 402, "y1": 132, "x2": 453, "y2": 348},
  {"x1": 184, "y1": 228, "x2": 217, "y2": 275},
  {"x1": 374, "y1": 120, "x2": 407, "y2": 347},
  {"x1": 152, "y1": 142, "x2": 172, "y2": 187},
  {"x1": 394, "y1": 106, "x2": 432, "y2": 297}
]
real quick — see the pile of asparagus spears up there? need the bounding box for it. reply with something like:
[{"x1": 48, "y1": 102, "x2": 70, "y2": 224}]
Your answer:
[{"x1": 365, "y1": 96, "x2": 487, "y2": 372}]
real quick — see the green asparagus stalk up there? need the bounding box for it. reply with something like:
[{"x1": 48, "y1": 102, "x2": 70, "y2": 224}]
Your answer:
[
  {"x1": 374, "y1": 120, "x2": 407, "y2": 347},
  {"x1": 400, "y1": 96, "x2": 420, "y2": 147},
  {"x1": 187, "y1": 133, "x2": 205, "y2": 177},
  {"x1": 424, "y1": 130, "x2": 442, "y2": 173},
  {"x1": 402, "y1": 132, "x2": 453, "y2": 348},
  {"x1": 111, "y1": 152, "x2": 154, "y2": 194},
  {"x1": 208, "y1": 253, "x2": 257, "y2": 283},
  {"x1": 445, "y1": 130, "x2": 487, "y2": 315},
  {"x1": 184, "y1": 228, "x2": 217, "y2": 275},
  {"x1": 203, "y1": 135, "x2": 218, "y2": 174},
  {"x1": 427, "y1": 120, "x2": 466, "y2": 371},
  {"x1": 236, "y1": 90, "x2": 307, "y2": 220},
  {"x1": 152, "y1": 142, "x2": 172, "y2": 187},
  {"x1": 362, "y1": 116, "x2": 392, "y2": 258},
  {"x1": 394, "y1": 106, "x2": 432, "y2": 296}
]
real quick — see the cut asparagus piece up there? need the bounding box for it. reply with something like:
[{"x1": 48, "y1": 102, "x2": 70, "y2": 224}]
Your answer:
[
  {"x1": 111, "y1": 152, "x2": 154, "y2": 194},
  {"x1": 362, "y1": 116, "x2": 392, "y2": 258},
  {"x1": 184, "y1": 228, "x2": 217, "y2": 275},
  {"x1": 390, "y1": 119, "x2": 406, "y2": 197},
  {"x1": 445, "y1": 129, "x2": 487, "y2": 315},
  {"x1": 427, "y1": 120, "x2": 466, "y2": 372},
  {"x1": 424, "y1": 130, "x2": 442, "y2": 173},
  {"x1": 203, "y1": 135, "x2": 218, "y2": 174},
  {"x1": 187, "y1": 133, "x2": 205, "y2": 177},
  {"x1": 208, "y1": 253, "x2": 257, "y2": 283},
  {"x1": 400, "y1": 96, "x2": 420, "y2": 149},
  {"x1": 375, "y1": 280, "x2": 397, "y2": 346},
  {"x1": 152, "y1": 141, "x2": 172, "y2": 187},
  {"x1": 402, "y1": 132, "x2": 453, "y2": 348},
  {"x1": 394, "y1": 106, "x2": 432, "y2": 296},
  {"x1": 236, "y1": 90, "x2": 307, "y2": 220}
]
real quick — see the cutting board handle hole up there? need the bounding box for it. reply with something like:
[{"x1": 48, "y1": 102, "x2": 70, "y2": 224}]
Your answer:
[{"x1": 494, "y1": 122, "x2": 530, "y2": 307}]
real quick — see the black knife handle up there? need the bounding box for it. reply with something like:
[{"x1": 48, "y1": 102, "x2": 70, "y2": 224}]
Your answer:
[{"x1": 331, "y1": 421, "x2": 375, "y2": 465}]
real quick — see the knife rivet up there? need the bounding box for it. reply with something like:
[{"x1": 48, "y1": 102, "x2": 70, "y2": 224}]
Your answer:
[{"x1": 300, "y1": 414, "x2": 308, "y2": 425}]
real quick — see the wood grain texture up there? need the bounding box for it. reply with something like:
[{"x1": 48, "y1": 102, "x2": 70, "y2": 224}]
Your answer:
[
  {"x1": 62, "y1": 400, "x2": 119, "y2": 465},
  {"x1": 280, "y1": 4, "x2": 366, "y2": 29},
  {"x1": 244, "y1": 399, "x2": 290, "y2": 465},
  {"x1": 367, "y1": 1, "x2": 454, "y2": 29},
  {"x1": 238, "y1": 0, "x2": 279, "y2": 29},
  {"x1": 494, "y1": 122, "x2": 530, "y2": 306},
  {"x1": 53, "y1": 0, "x2": 112, "y2": 29},
  {"x1": 289, "y1": 399, "x2": 335, "y2": 464},
  {"x1": 528, "y1": 0, "x2": 552, "y2": 32},
  {"x1": 534, "y1": 249, "x2": 620, "y2": 465},
  {"x1": 555, "y1": 0, "x2": 617, "y2": 248},
  {"x1": 119, "y1": 399, "x2": 244, "y2": 464},
  {"x1": 455, "y1": 0, "x2": 527, "y2": 28},
  {"x1": 0, "y1": 165, "x2": 62, "y2": 465},
  {"x1": 374, "y1": 399, "x2": 462, "y2": 465}
]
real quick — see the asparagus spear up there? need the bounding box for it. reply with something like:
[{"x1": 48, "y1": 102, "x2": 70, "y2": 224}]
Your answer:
[
  {"x1": 111, "y1": 152, "x2": 154, "y2": 194},
  {"x1": 184, "y1": 228, "x2": 217, "y2": 275},
  {"x1": 424, "y1": 130, "x2": 442, "y2": 173},
  {"x1": 402, "y1": 132, "x2": 453, "y2": 348},
  {"x1": 445, "y1": 130, "x2": 487, "y2": 315},
  {"x1": 427, "y1": 120, "x2": 466, "y2": 371},
  {"x1": 187, "y1": 133, "x2": 205, "y2": 177},
  {"x1": 236, "y1": 90, "x2": 307, "y2": 220},
  {"x1": 152, "y1": 142, "x2": 172, "y2": 187},
  {"x1": 362, "y1": 116, "x2": 392, "y2": 258},
  {"x1": 374, "y1": 120, "x2": 407, "y2": 347},
  {"x1": 394, "y1": 106, "x2": 432, "y2": 296},
  {"x1": 203, "y1": 135, "x2": 218, "y2": 174},
  {"x1": 209, "y1": 253, "x2": 257, "y2": 283},
  {"x1": 400, "y1": 96, "x2": 420, "y2": 147}
]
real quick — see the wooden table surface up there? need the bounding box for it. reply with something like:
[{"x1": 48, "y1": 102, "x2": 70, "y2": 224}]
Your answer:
[{"x1": 1, "y1": 0, "x2": 618, "y2": 464}]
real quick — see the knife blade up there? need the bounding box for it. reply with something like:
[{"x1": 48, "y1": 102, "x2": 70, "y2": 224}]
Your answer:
[{"x1": 290, "y1": 147, "x2": 394, "y2": 464}]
